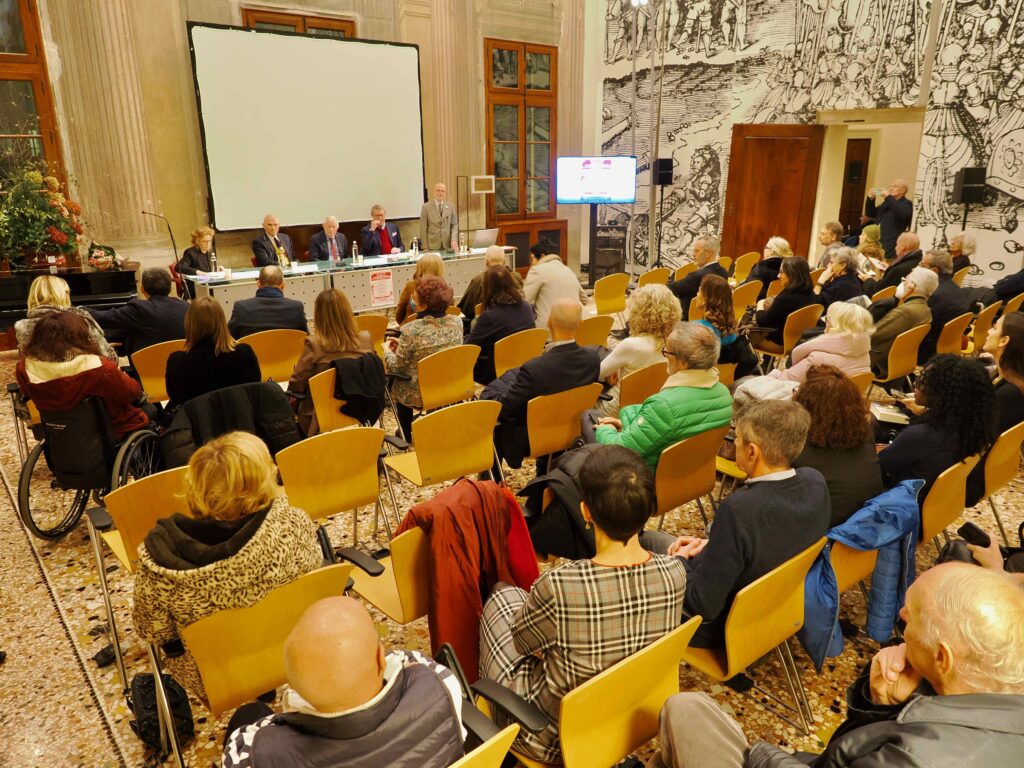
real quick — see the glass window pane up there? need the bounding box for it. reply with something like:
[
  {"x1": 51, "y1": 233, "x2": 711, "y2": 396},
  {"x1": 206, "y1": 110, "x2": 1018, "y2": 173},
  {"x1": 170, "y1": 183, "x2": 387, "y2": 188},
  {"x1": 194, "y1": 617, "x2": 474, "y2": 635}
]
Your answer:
[
  {"x1": 528, "y1": 144, "x2": 549, "y2": 178},
  {"x1": 496, "y1": 180, "x2": 519, "y2": 215},
  {"x1": 527, "y1": 179, "x2": 550, "y2": 214},
  {"x1": 254, "y1": 21, "x2": 299, "y2": 33},
  {"x1": 494, "y1": 143, "x2": 519, "y2": 179},
  {"x1": 526, "y1": 52, "x2": 551, "y2": 90},
  {"x1": 308, "y1": 26, "x2": 348, "y2": 39},
  {"x1": 527, "y1": 107, "x2": 550, "y2": 142},
  {"x1": 492, "y1": 48, "x2": 518, "y2": 88},
  {"x1": 0, "y1": 136, "x2": 43, "y2": 180},
  {"x1": 493, "y1": 105, "x2": 518, "y2": 141},
  {"x1": 0, "y1": 0, "x2": 26, "y2": 55},
  {"x1": 0, "y1": 80, "x2": 40, "y2": 135}
]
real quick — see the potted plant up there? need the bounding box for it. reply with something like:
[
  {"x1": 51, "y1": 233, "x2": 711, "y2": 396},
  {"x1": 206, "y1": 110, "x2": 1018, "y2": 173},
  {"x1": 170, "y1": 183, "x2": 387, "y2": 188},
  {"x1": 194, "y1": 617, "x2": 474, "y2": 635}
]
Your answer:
[{"x1": 0, "y1": 168, "x2": 84, "y2": 272}]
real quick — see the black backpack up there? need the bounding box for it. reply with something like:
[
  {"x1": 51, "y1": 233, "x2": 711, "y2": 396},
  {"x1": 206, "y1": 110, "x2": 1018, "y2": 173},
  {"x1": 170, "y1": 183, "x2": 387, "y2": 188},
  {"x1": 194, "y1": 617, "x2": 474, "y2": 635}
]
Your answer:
[{"x1": 128, "y1": 672, "x2": 194, "y2": 750}]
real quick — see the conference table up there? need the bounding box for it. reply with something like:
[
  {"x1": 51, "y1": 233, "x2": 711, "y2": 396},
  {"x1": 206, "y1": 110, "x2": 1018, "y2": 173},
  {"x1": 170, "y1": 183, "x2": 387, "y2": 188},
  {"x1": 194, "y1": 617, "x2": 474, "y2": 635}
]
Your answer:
[{"x1": 184, "y1": 247, "x2": 510, "y2": 317}]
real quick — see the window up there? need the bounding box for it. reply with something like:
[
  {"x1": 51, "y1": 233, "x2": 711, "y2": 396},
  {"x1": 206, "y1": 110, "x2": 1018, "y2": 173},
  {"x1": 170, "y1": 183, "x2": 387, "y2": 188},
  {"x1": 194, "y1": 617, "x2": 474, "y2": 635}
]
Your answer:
[
  {"x1": 485, "y1": 39, "x2": 556, "y2": 221},
  {"x1": 0, "y1": 0, "x2": 63, "y2": 181},
  {"x1": 241, "y1": 8, "x2": 356, "y2": 39}
]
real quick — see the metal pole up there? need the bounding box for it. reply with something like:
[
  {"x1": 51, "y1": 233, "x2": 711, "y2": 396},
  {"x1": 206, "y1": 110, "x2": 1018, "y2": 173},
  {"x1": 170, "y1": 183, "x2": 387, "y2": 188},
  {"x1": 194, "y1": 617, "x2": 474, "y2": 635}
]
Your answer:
[
  {"x1": 629, "y1": 5, "x2": 639, "y2": 274},
  {"x1": 647, "y1": 1, "x2": 666, "y2": 267}
]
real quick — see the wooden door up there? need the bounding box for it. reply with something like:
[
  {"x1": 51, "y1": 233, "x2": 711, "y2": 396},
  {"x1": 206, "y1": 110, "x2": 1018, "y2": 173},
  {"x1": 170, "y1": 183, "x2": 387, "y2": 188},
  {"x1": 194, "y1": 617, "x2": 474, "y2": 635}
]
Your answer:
[
  {"x1": 838, "y1": 138, "x2": 871, "y2": 234},
  {"x1": 720, "y1": 125, "x2": 825, "y2": 260}
]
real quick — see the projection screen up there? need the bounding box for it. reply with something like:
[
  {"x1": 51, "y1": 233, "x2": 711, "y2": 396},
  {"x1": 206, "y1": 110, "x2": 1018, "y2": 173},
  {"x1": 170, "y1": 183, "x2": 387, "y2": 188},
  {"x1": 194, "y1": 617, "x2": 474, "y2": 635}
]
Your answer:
[{"x1": 189, "y1": 24, "x2": 425, "y2": 231}]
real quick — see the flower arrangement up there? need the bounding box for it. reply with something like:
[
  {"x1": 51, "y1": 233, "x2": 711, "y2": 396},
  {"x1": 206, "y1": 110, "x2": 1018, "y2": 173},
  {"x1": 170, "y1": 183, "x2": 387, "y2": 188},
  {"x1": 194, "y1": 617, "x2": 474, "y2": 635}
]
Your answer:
[
  {"x1": 0, "y1": 168, "x2": 83, "y2": 269},
  {"x1": 86, "y1": 242, "x2": 123, "y2": 272}
]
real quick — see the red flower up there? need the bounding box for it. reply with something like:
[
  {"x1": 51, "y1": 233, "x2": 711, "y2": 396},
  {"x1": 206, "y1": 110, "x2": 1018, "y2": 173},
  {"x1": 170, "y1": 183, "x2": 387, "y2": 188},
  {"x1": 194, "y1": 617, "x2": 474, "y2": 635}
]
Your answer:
[
  {"x1": 65, "y1": 200, "x2": 81, "y2": 215},
  {"x1": 47, "y1": 226, "x2": 68, "y2": 246},
  {"x1": 71, "y1": 221, "x2": 83, "y2": 234}
]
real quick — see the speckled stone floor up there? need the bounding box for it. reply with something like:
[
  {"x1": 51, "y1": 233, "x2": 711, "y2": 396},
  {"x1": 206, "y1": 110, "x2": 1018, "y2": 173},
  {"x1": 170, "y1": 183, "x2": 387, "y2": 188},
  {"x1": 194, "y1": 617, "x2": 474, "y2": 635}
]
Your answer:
[{"x1": 0, "y1": 342, "x2": 1020, "y2": 767}]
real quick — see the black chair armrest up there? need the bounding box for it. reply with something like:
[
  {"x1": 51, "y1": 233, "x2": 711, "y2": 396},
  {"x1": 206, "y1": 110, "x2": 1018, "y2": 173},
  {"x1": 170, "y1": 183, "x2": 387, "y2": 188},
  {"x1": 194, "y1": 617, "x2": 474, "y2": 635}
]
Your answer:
[
  {"x1": 598, "y1": 392, "x2": 613, "y2": 402},
  {"x1": 386, "y1": 371, "x2": 412, "y2": 382},
  {"x1": 316, "y1": 525, "x2": 336, "y2": 564},
  {"x1": 335, "y1": 546, "x2": 386, "y2": 576},
  {"x1": 384, "y1": 434, "x2": 410, "y2": 451},
  {"x1": 462, "y1": 700, "x2": 501, "y2": 745},
  {"x1": 286, "y1": 390, "x2": 308, "y2": 400},
  {"x1": 6, "y1": 382, "x2": 20, "y2": 394},
  {"x1": 471, "y1": 678, "x2": 548, "y2": 733},
  {"x1": 85, "y1": 506, "x2": 114, "y2": 532}
]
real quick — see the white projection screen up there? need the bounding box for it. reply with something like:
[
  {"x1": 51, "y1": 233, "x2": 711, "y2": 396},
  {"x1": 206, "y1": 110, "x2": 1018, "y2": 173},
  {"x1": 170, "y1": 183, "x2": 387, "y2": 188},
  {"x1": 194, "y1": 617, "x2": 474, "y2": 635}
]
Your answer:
[{"x1": 189, "y1": 24, "x2": 425, "y2": 231}]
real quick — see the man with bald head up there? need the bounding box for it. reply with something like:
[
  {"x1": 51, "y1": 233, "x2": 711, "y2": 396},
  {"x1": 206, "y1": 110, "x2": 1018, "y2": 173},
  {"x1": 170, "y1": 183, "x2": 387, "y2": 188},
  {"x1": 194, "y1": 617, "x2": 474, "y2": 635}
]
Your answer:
[
  {"x1": 419, "y1": 182, "x2": 459, "y2": 252},
  {"x1": 866, "y1": 178, "x2": 914, "y2": 261},
  {"x1": 222, "y1": 596, "x2": 466, "y2": 768},
  {"x1": 308, "y1": 216, "x2": 349, "y2": 263},
  {"x1": 228, "y1": 265, "x2": 308, "y2": 339},
  {"x1": 650, "y1": 562, "x2": 1024, "y2": 768},
  {"x1": 864, "y1": 231, "x2": 923, "y2": 295},
  {"x1": 252, "y1": 213, "x2": 294, "y2": 267}
]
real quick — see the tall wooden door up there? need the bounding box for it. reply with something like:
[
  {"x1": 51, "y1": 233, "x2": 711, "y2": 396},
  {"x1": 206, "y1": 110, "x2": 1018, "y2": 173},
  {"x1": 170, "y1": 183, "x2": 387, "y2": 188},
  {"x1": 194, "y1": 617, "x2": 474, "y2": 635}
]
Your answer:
[
  {"x1": 838, "y1": 138, "x2": 871, "y2": 234},
  {"x1": 720, "y1": 125, "x2": 825, "y2": 260}
]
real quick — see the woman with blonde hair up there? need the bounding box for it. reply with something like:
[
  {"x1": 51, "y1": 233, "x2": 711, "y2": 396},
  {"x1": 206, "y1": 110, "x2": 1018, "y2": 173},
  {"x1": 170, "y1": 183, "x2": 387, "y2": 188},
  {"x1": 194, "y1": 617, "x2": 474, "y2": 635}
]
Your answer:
[
  {"x1": 596, "y1": 283, "x2": 681, "y2": 416},
  {"x1": 746, "y1": 235, "x2": 795, "y2": 300},
  {"x1": 14, "y1": 274, "x2": 117, "y2": 361},
  {"x1": 133, "y1": 431, "x2": 321, "y2": 699},
  {"x1": 396, "y1": 252, "x2": 445, "y2": 324},
  {"x1": 164, "y1": 296, "x2": 261, "y2": 408},
  {"x1": 768, "y1": 300, "x2": 874, "y2": 384},
  {"x1": 288, "y1": 288, "x2": 373, "y2": 435}
]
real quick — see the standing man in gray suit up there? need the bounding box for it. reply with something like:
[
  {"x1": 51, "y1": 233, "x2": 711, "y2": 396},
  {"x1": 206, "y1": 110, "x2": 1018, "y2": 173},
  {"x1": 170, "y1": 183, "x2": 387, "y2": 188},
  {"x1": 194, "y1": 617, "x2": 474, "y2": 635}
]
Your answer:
[{"x1": 419, "y1": 182, "x2": 459, "y2": 252}]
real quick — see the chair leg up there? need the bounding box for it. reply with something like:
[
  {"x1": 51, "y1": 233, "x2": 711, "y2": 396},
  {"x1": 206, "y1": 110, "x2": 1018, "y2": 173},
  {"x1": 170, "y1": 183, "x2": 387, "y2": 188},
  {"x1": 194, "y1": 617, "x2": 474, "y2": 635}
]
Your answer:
[
  {"x1": 858, "y1": 580, "x2": 871, "y2": 603},
  {"x1": 989, "y1": 496, "x2": 1011, "y2": 547},
  {"x1": 376, "y1": 499, "x2": 393, "y2": 538},
  {"x1": 747, "y1": 647, "x2": 809, "y2": 735},
  {"x1": 932, "y1": 536, "x2": 942, "y2": 558},
  {"x1": 379, "y1": 460, "x2": 402, "y2": 531},
  {"x1": 695, "y1": 497, "x2": 709, "y2": 527},
  {"x1": 774, "y1": 645, "x2": 810, "y2": 735},
  {"x1": 491, "y1": 447, "x2": 505, "y2": 485},
  {"x1": 782, "y1": 639, "x2": 813, "y2": 728},
  {"x1": 86, "y1": 516, "x2": 127, "y2": 692},
  {"x1": 147, "y1": 644, "x2": 185, "y2": 768}
]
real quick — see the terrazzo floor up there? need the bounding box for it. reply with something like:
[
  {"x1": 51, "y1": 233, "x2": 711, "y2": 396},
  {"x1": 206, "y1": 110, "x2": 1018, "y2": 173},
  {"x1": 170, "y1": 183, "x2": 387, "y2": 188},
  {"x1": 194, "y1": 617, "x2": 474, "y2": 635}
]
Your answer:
[{"x1": 0, "y1": 345, "x2": 1020, "y2": 768}]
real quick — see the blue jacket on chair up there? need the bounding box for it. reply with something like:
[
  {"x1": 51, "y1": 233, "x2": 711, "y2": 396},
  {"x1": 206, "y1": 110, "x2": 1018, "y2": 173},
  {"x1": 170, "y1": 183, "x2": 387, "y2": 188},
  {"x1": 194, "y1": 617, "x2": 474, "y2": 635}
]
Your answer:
[{"x1": 798, "y1": 480, "x2": 923, "y2": 671}]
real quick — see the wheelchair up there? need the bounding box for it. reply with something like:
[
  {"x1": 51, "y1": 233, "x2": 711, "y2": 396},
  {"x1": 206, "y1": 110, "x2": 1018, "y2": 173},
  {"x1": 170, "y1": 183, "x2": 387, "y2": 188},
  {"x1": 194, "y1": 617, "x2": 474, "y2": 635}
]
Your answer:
[{"x1": 16, "y1": 394, "x2": 161, "y2": 540}]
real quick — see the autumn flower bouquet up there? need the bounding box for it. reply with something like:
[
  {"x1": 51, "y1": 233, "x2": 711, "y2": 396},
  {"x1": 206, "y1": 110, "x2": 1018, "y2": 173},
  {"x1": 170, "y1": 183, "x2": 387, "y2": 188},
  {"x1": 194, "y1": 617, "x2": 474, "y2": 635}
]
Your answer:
[{"x1": 0, "y1": 169, "x2": 83, "y2": 270}]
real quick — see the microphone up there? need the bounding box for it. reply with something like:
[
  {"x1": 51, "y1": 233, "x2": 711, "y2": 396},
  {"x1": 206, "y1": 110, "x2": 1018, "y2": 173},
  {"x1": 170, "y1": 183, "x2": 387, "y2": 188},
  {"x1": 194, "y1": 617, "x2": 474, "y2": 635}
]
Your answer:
[{"x1": 142, "y1": 210, "x2": 180, "y2": 266}]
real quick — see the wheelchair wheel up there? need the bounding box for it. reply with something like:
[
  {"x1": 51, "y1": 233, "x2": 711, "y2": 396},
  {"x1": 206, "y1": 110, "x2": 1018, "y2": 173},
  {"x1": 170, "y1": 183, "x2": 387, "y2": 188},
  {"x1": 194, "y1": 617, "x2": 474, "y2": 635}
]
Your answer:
[
  {"x1": 111, "y1": 429, "x2": 161, "y2": 489},
  {"x1": 17, "y1": 442, "x2": 89, "y2": 540}
]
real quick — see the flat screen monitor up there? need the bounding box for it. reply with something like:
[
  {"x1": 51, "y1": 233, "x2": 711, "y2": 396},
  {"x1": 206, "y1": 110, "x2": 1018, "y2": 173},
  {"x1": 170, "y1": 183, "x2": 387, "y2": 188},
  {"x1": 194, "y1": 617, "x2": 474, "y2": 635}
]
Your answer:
[{"x1": 555, "y1": 156, "x2": 637, "y2": 205}]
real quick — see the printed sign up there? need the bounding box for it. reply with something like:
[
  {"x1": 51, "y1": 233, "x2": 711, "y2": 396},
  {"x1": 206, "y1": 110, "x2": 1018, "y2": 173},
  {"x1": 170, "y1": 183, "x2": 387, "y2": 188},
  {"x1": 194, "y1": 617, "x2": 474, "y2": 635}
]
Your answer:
[{"x1": 370, "y1": 269, "x2": 394, "y2": 308}]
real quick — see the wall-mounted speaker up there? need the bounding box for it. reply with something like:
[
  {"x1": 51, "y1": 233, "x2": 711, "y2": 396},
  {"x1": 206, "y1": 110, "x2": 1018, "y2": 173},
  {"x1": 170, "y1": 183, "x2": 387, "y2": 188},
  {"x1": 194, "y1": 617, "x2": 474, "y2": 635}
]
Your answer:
[
  {"x1": 953, "y1": 167, "x2": 986, "y2": 205},
  {"x1": 656, "y1": 158, "x2": 673, "y2": 186}
]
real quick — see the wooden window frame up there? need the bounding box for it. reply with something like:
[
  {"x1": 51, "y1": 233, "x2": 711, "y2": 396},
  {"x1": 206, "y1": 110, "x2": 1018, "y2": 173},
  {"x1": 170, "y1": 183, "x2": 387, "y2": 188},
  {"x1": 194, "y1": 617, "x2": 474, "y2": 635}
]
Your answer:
[{"x1": 241, "y1": 8, "x2": 357, "y2": 38}]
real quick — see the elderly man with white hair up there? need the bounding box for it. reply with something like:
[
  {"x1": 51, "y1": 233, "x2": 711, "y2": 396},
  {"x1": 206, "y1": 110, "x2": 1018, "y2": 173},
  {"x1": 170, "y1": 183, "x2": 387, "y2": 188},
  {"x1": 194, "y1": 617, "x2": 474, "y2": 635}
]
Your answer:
[
  {"x1": 308, "y1": 215, "x2": 349, "y2": 263},
  {"x1": 866, "y1": 178, "x2": 914, "y2": 261},
  {"x1": 949, "y1": 230, "x2": 975, "y2": 274},
  {"x1": 869, "y1": 266, "x2": 937, "y2": 376},
  {"x1": 863, "y1": 231, "x2": 923, "y2": 295},
  {"x1": 252, "y1": 213, "x2": 294, "y2": 267},
  {"x1": 419, "y1": 181, "x2": 459, "y2": 251}
]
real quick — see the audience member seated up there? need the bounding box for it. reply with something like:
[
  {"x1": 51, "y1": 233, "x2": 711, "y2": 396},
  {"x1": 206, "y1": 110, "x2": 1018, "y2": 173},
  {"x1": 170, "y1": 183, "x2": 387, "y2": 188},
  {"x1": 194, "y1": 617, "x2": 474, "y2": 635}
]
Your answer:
[
  {"x1": 879, "y1": 354, "x2": 996, "y2": 500},
  {"x1": 465, "y1": 266, "x2": 535, "y2": 384},
  {"x1": 962, "y1": 534, "x2": 1024, "y2": 581},
  {"x1": 133, "y1": 432, "x2": 321, "y2": 700},
  {"x1": 384, "y1": 276, "x2": 463, "y2": 441},
  {"x1": 360, "y1": 203, "x2": 405, "y2": 257},
  {"x1": 521, "y1": 240, "x2": 587, "y2": 332},
  {"x1": 288, "y1": 289, "x2": 373, "y2": 436},
  {"x1": 667, "y1": 236, "x2": 727, "y2": 318},
  {"x1": 479, "y1": 445, "x2": 686, "y2": 765},
  {"x1": 870, "y1": 267, "x2": 937, "y2": 377},
  {"x1": 307, "y1": 216, "x2": 348, "y2": 263},
  {"x1": 918, "y1": 248, "x2": 968, "y2": 362},
  {"x1": 165, "y1": 297, "x2": 261, "y2": 409},
  {"x1": 176, "y1": 226, "x2": 215, "y2": 298},
  {"x1": 815, "y1": 221, "x2": 845, "y2": 269},
  {"x1": 15, "y1": 275, "x2": 117, "y2": 361},
  {"x1": 596, "y1": 284, "x2": 681, "y2": 416},
  {"x1": 693, "y1": 274, "x2": 738, "y2": 351},
  {"x1": 16, "y1": 312, "x2": 151, "y2": 439},
  {"x1": 457, "y1": 245, "x2": 522, "y2": 323},
  {"x1": 745, "y1": 236, "x2": 794, "y2": 302},
  {"x1": 222, "y1": 597, "x2": 466, "y2": 768},
  {"x1": 228, "y1": 266, "x2": 309, "y2": 339},
  {"x1": 752, "y1": 256, "x2": 819, "y2": 353},
  {"x1": 767, "y1": 301, "x2": 873, "y2": 384},
  {"x1": 648, "y1": 400, "x2": 830, "y2": 648},
  {"x1": 814, "y1": 247, "x2": 865, "y2": 308},
  {"x1": 594, "y1": 322, "x2": 732, "y2": 471},
  {"x1": 493, "y1": 300, "x2": 600, "y2": 469},
  {"x1": 949, "y1": 230, "x2": 975, "y2": 274},
  {"x1": 89, "y1": 267, "x2": 188, "y2": 358},
  {"x1": 396, "y1": 252, "x2": 444, "y2": 325},
  {"x1": 793, "y1": 366, "x2": 883, "y2": 527},
  {"x1": 252, "y1": 213, "x2": 294, "y2": 267},
  {"x1": 648, "y1": 563, "x2": 1024, "y2": 768},
  {"x1": 993, "y1": 265, "x2": 1024, "y2": 302},
  {"x1": 857, "y1": 226, "x2": 886, "y2": 275},
  {"x1": 863, "y1": 231, "x2": 923, "y2": 295}
]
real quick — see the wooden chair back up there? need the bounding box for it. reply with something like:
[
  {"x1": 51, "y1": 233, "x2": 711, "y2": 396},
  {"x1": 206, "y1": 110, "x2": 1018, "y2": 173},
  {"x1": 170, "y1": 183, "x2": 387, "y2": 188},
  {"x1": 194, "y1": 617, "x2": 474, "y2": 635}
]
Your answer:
[
  {"x1": 450, "y1": 726, "x2": 520, "y2": 768},
  {"x1": 674, "y1": 263, "x2": 697, "y2": 282},
  {"x1": 717, "y1": 363, "x2": 737, "y2": 386},
  {"x1": 830, "y1": 542, "x2": 878, "y2": 595},
  {"x1": 951, "y1": 267, "x2": 969, "y2": 286},
  {"x1": 242, "y1": 328, "x2": 308, "y2": 382},
  {"x1": 935, "y1": 312, "x2": 973, "y2": 356},
  {"x1": 638, "y1": 267, "x2": 671, "y2": 287},
  {"x1": 308, "y1": 368, "x2": 360, "y2": 432},
  {"x1": 493, "y1": 328, "x2": 548, "y2": 378},
  {"x1": 766, "y1": 279, "x2": 784, "y2": 298},
  {"x1": 688, "y1": 296, "x2": 704, "y2": 321},
  {"x1": 983, "y1": 420, "x2": 1024, "y2": 501},
  {"x1": 809, "y1": 268, "x2": 826, "y2": 284},
  {"x1": 871, "y1": 286, "x2": 897, "y2": 302},
  {"x1": 781, "y1": 304, "x2": 824, "y2": 354},
  {"x1": 732, "y1": 252, "x2": 760, "y2": 284},
  {"x1": 131, "y1": 339, "x2": 186, "y2": 403},
  {"x1": 1004, "y1": 292, "x2": 1024, "y2": 315},
  {"x1": 594, "y1": 273, "x2": 630, "y2": 315},
  {"x1": 411, "y1": 400, "x2": 502, "y2": 484},
  {"x1": 418, "y1": 344, "x2": 480, "y2": 411},
  {"x1": 102, "y1": 466, "x2": 190, "y2": 572},
  {"x1": 655, "y1": 426, "x2": 730, "y2": 517},
  {"x1": 849, "y1": 371, "x2": 874, "y2": 395},
  {"x1": 969, "y1": 301, "x2": 1003, "y2": 353},
  {"x1": 920, "y1": 456, "x2": 982, "y2": 543},
  {"x1": 351, "y1": 527, "x2": 430, "y2": 625},
  {"x1": 717, "y1": 256, "x2": 732, "y2": 272},
  {"x1": 526, "y1": 383, "x2": 603, "y2": 458},
  {"x1": 731, "y1": 280, "x2": 762, "y2": 321},
  {"x1": 576, "y1": 315, "x2": 613, "y2": 348},
  {"x1": 879, "y1": 324, "x2": 929, "y2": 383},
  {"x1": 356, "y1": 314, "x2": 389, "y2": 358},
  {"x1": 619, "y1": 362, "x2": 669, "y2": 409}
]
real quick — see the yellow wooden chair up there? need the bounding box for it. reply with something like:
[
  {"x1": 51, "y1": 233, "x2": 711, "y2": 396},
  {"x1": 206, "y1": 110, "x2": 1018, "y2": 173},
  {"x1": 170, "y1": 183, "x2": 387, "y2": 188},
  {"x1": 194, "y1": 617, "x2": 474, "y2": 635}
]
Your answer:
[
  {"x1": 754, "y1": 303, "x2": 823, "y2": 367},
  {"x1": 809, "y1": 268, "x2": 825, "y2": 284},
  {"x1": 1004, "y1": 291, "x2": 1024, "y2": 315},
  {"x1": 384, "y1": 400, "x2": 502, "y2": 489},
  {"x1": 180, "y1": 564, "x2": 352, "y2": 716},
  {"x1": 575, "y1": 315, "x2": 614, "y2": 348},
  {"x1": 489, "y1": 617, "x2": 702, "y2": 768},
  {"x1": 242, "y1": 328, "x2": 308, "y2": 382},
  {"x1": 731, "y1": 280, "x2": 762, "y2": 321},
  {"x1": 451, "y1": 726, "x2": 520, "y2": 768},
  {"x1": 494, "y1": 328, "x2": 548, "y2": 378},
  {"x1": 871, "y1": 285, "x2": 897, "y2": 303},
  {"x1": 717, "y1": 256, "x2": 733, "y2": 272},
  {"x1": 308, "y1": 368, "x2": 361, "y2": 433},
  {"x1": 963, "y1": 301, "x2": 1002, "y2": 355},
  {"x1": 401, "y1": 305, "x2": 463, "y2": 326},
  {"x1": 682, "y1": 538, "x2": 827, "y2": 734},
  {"x1": 619, "y1": 362, "x2": 669, "y2": 409},
  {"x1": 919, "y1": 455, "x2": 982, "y2": 553},
  {"x1": 351, "y1": 526, "x2": 429, "y2": 624},
  {"x1": 732, "y1": 251, "x2": 760, "y2": 284},
  {"x1": 715, "y1": 456, "x2": 746, "y2": 499},
  {"x1": 976, "y1": 421, "x2": 1024, "y2": 546},
  {"x1": 654, "y1": 426, "x2": 730, "y2": 530},
  {"x1": 674, "y1": 263, "x2": 698, "y2": 282},
  {"x1": 830, "y1": 541, "x2": 878, "y2": 597},
  {"x1": 688, "y1": 295, "x2": 704, "y2": 321},
  {"x1": 934, "y1": 312, "x2": 973, "y2": 356},
  {"x1": 525, "y1": 383, "x2": 603, "y2": 460},
  {"x1": 872, "y1": 324, "x2": 929, "y2": 390},
  {"x1": 849, "y1": 370, "x2": 874, "y2": 395},
  {"x1": 766, "y1": 278, "x2": 784, "y2": 298},
  {"x1": 131, "y1": 338, "x2": 186, "y2": 403},
  {"x1": 638, "y1": 267, "x2": 671, "y2": 287},
  {"x1": 418, "y1": 344, "x2": 481, "y2": 412},
  {"x1": 594, "y1": 273, "x2": 630, "y2": 316},
  {"x1": 356, "y1": 313, "x2": 389, "y2": 358},
  {"x1": 717, "y1": 363, "x2": 737, "y2": 386},
  {"x1": 952, "y1": 266, "x2": 969, "y2": 286}
]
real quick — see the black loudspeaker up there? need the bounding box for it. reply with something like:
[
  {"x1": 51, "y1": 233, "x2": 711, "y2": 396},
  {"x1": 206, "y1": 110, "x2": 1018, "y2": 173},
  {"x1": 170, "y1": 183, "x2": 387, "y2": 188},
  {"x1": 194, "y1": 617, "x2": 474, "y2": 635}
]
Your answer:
[
  {"x1": 656, "y1": 158, "x2": 673, "y2": 186},
  {"x1": 952, "y1": 167, "x2": 986, "y2": 204}
]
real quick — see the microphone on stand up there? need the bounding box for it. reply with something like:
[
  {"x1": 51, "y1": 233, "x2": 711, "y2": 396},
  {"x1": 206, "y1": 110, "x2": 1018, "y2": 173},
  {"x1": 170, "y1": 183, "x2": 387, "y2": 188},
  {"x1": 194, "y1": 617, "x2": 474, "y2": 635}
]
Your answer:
[{"x1": 142, "y1": 210, "x2": 179, "y2": 266}]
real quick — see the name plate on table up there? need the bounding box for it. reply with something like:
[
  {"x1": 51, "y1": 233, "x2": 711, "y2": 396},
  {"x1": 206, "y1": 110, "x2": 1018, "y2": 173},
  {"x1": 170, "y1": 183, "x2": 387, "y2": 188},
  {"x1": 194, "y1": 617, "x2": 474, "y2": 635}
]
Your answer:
[{"x1": 290, "y1": 263, "x2": 320, "y2": 274}]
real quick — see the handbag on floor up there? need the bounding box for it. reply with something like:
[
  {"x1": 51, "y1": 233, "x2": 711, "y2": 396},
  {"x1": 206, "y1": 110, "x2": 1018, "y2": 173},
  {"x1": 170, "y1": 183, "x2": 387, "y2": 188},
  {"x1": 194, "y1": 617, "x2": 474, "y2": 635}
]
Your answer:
[{"x1": 127, "y1": 672, "x2": 194, "y2": 750}]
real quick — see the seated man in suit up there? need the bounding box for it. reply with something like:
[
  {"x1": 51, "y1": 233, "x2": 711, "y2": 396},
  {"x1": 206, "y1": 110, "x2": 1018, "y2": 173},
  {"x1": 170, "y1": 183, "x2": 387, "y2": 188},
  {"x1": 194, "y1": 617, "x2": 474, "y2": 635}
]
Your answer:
[
  {"x1": 88, "y1": 267, "x2": 188, "y2": 358},
  {"x1": 870, "y1": 266, "x2": 936, "y2": 377},
  {"x1": 252, "y1": 213, "x2": 294, "y2": 267},
  {"x1": 918, "y1": 248, "x2": 967, "y2": 362},
  {"x1": 419, "y1": 182, "x2": 459, "y2": 252},
  {"x1": 862, "y1": 231, "x2": 923, "y2": 295},
  {"x1": 667, "y1": 236, "x2": 727, "y2": 319},
  {"x1": 493, "y1": 299, "x2": 601, "y2": 469},
  {"x1": 222, "y1": 596, "x2": 466, "y2": 768},
  {"x1": 360, "y1": 204, "x2": 405, "y2": 256},
  {"x1": 308, "y1": 216, "x2": 348, "y2": 263},
  {"x1": 228, "y1": 266, "x2": 309, "y2": 339}
]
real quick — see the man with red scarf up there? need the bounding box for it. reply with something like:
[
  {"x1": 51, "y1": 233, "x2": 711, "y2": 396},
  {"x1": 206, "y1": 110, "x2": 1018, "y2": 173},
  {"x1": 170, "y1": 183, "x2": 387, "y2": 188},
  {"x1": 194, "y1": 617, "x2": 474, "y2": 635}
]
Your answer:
[{"x1": 360, "y1": 204, "x2": 405, "y2": 256}]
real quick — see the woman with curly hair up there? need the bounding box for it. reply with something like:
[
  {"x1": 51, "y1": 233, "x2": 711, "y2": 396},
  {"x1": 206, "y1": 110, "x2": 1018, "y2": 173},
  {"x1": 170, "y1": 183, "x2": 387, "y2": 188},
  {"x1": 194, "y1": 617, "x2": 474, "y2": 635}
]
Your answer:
[
  {"x1": 694, "y1": 274, "x2": 736, "y2": 345},
  {"x1": 596, "y1": 283, "x2": 681, "y2": 416},
  {"x1": 879, "y1": 354, "x2": 997, "y2": 499},
  {"x1": 793, "y1": 365, "x2": 883, "y2": 526},
  {"x1": 465, "y1": 266, "x2": 535, "y2": 384}
]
